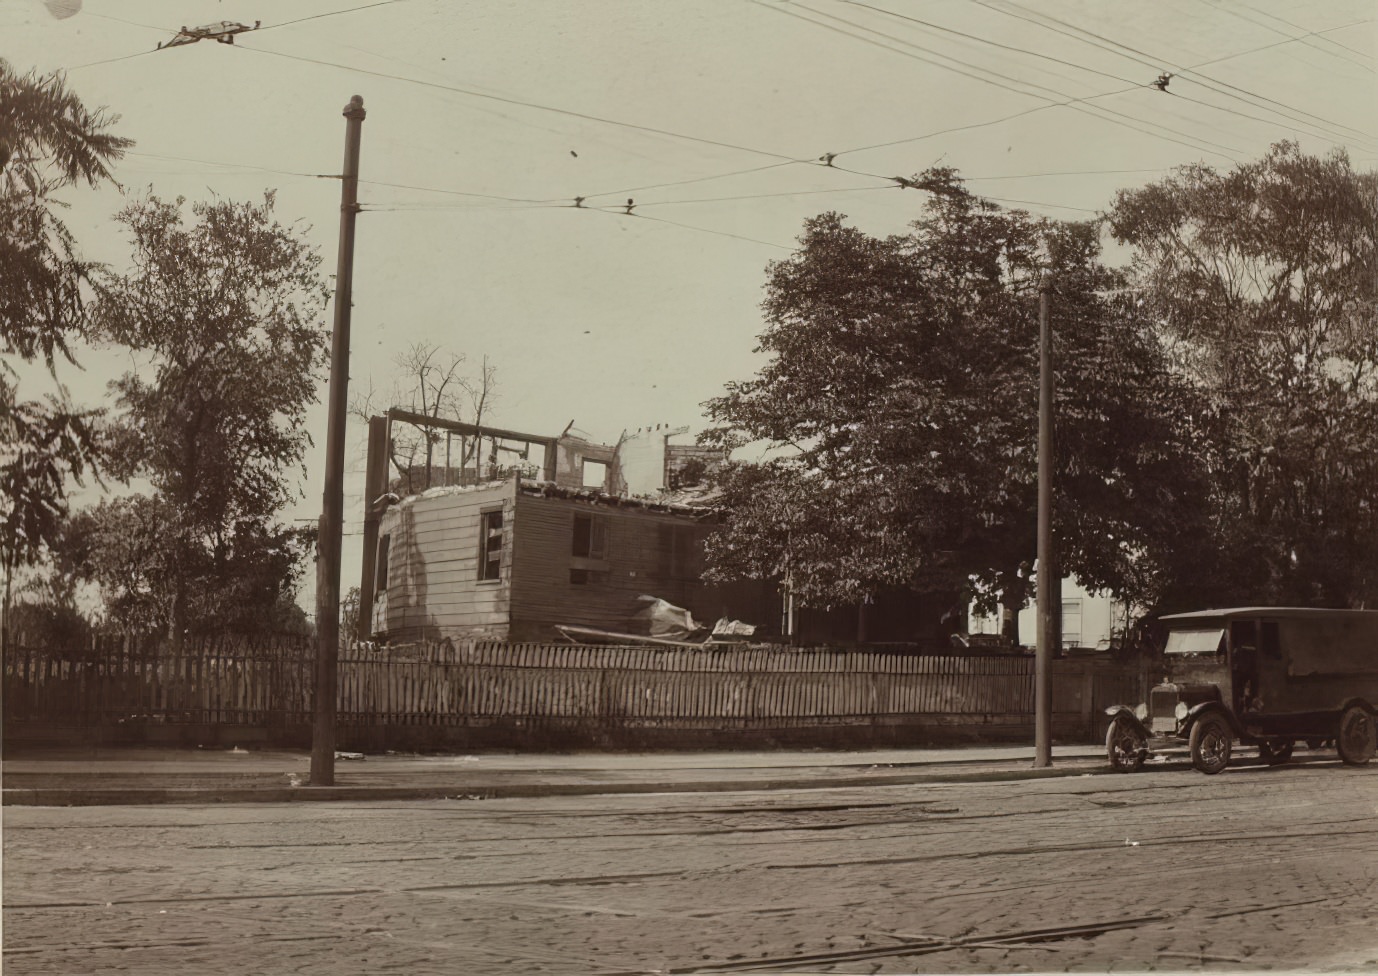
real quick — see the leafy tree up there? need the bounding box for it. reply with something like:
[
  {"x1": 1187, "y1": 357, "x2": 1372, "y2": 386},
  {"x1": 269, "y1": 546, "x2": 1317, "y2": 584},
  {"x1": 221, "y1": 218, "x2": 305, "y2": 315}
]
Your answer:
[
  {"x1": 86, "y1": 192, "x2": 329, "y2": 639},
  {"x1": 1, "y1": 61, "x2": 130, "y2": 646},
  {"x1": 703, "y1": 170, "x2": 1209, "y2": 638},
  {"x1": 1108, "y1": 142, "x2": 1378, "y2": 608}
]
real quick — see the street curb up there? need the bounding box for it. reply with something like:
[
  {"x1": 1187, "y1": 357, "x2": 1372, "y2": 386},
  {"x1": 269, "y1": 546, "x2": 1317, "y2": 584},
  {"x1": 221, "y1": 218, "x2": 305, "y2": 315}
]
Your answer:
[{"x1": 2, "y1": 760, "x2": 1119, "y2": 806}]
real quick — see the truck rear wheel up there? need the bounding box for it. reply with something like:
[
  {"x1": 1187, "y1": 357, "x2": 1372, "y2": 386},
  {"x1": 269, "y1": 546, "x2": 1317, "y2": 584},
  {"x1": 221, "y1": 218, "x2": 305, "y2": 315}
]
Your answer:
[
  {"x1": 1336, "y1": 706, "x2": 1376, "y2": 766},
  {"x1": 1189, "y1": 713, "x2": 1232, "y2": 775}
]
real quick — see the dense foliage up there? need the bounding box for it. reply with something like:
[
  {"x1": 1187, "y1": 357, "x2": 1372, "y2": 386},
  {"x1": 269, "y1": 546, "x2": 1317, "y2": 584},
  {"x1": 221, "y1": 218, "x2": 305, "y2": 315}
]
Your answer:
[
  {"x1": 1, "y1": 61, "x2": 130, "y2": 589},
  {"x1": 1109, "y1": 143, "x2": 1378, "y2": 609},
  {"x1": 703, "y1": 169, "x2": 1208, "y2": 627},
  {"x1": 79, "y1": 192, "x2": 329, "y2": 637}
]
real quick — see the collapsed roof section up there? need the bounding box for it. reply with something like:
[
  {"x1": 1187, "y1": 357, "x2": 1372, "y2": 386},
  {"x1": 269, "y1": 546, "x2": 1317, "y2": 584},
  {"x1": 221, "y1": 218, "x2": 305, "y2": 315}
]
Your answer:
[{"x1": 375, "y1": 409, "x2": 724, "y2": 504}]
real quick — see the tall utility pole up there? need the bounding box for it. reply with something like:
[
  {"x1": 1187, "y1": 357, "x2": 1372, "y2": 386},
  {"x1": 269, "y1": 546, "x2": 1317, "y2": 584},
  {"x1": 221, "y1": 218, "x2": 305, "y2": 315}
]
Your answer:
[
  {"x1": 311, "y1": 94, "x2": 366, "y2": 788},
  {"x1": 1034, "y1": 287, "x2": 1055, "y2": 768}
]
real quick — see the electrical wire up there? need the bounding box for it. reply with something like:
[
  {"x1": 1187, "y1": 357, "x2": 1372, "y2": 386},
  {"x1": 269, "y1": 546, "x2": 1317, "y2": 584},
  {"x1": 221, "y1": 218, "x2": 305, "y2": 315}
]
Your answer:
[
  {"x1": 972, "y1": 0, "x2": 1374, "y2": 146},
  {"x1": 830, "y1": 0, "x2": 1142, "y2": 88},
  {"x1": 1194, "y1": 0, "x2": 1373, "y2": 73},
  {"x1": 233, "y1": 43, "x2": 803, "y2": 163},
  {"x1": 757, "y1": 0, "x2": 1244, "y2": 162},
  {"x1": 794, "y1": 0, "x2": 1374, "y2": 156},
  {"x1": 963, "y1": 168, "x2": 1171, "y2": 182},
  {"x1": 835, "y1": 0, "x2": 1373, "y2": 151},
  {"x1": 562, "y1": 161, "x2": 807, "y2": 204},
  {"x1": 124, "y1": 150, "x2": 335, "y2": 182},
  {"x1": 1305, "y1": 16, "x2": 1376, "y2": 58},
  {"x1": 357, "y1": 179, "x2": 545, "y2": 204},
  {"x1": 607, "y1": 209, "x2": 796, "y2": 251},
  {"x1": 66, "y1": 49, "x2": 159, "y2": 72},
  {"x1": 258, "y1": 0, "x2": 417, "y2": 33},
  {"x1": 81, "y1": 12, "x2": 171, "y2": 34}
]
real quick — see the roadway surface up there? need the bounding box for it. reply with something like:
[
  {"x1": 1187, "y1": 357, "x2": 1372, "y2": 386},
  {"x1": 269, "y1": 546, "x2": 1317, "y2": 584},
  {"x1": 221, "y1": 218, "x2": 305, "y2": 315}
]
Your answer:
[{"x1": 5, "y1": 752, "x2": 1377, "y2": 974}]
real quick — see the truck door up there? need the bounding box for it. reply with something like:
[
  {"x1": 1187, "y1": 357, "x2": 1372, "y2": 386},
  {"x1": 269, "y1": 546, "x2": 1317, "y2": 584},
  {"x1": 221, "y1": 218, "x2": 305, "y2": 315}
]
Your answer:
[{"x1": 1230, "y1": 620, "x2": 1260, "y2": 712}]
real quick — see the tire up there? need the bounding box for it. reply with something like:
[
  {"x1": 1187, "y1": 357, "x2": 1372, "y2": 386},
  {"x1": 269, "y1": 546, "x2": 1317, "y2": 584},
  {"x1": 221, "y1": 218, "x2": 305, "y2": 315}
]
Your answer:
[
  {"x1": 1106, "y1": 715, "x2": 1147, "y2": 773},
  {"x1": 1336, "y1": 705, "x2": 1377, "y2": 766},
  {"x1": 1258, "y1": 739, "x2": 1293, "y2": 766},
  {"x1": 1189, "y1": 713, "x2": 1233, "y2": 775}
]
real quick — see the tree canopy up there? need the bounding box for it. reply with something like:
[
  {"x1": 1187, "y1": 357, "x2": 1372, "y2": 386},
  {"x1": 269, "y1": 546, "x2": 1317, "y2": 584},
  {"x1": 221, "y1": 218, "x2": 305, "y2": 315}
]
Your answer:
[
  {"x1": 702, "y1": 169, "x2": 1209, "y2": 627},
  {"x1": 80, "y1": 192, "x2": 329, "y2": 636},
  {"x1": 1108, "y1": 142, "x2": 1378, "y2": 609},
  {"x1": 1, "y1": 61, "x2": 130, "y2": 636}
]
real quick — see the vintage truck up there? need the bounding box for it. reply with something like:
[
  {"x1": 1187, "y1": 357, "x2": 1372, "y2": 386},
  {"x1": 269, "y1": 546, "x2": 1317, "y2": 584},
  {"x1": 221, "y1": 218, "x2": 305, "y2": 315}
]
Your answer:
[{"x1": 1105, "y1": 607, "x2": 1378, "y2": 774}]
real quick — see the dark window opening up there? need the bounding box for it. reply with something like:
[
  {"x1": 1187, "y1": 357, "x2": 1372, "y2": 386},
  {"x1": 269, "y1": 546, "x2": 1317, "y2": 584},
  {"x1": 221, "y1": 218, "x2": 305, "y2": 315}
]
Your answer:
[
  {"x1": 376, "y1": 534, "x2": 391, "y2": 591},
  {"x1": 1261, "y1": 620, "x2": 1281, "y2": 659},
  {"x1": 658, "y1": 523, "x2": 697, "y2": 580},
  {"x1": 572, "y1": 514, "x2": 606, "y2": 559},
  {"x1": 479, "y1": 509, "x2": 503, "y2": 581}
]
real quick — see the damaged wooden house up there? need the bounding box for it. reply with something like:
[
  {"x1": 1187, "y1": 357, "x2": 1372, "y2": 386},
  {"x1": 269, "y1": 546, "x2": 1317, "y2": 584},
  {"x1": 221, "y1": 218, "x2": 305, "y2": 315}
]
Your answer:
[{"x1": 356, "y1": 412, "x2": 775, "y2": 644}]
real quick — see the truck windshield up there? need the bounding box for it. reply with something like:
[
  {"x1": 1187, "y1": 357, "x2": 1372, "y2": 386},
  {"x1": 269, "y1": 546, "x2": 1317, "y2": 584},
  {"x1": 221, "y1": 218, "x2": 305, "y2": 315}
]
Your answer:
[{"x1": 1165, "y1": 627, "x2": 1225, "y2": 654}]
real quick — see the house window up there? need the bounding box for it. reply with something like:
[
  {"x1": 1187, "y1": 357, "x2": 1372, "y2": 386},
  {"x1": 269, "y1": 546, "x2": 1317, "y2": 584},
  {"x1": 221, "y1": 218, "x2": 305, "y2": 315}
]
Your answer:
[
  {"x1": 1060, "y1": 598, "x2": 1082, "y2": 649},
  {"x1": 375, "y1": 534, "x2": 391, "y2": 592},
  {"x1": 478, "y1": 509, "x2": 503, "y2": 581},
  {"x1": 571, "y1": 513, "x2": 608, "y2": 585},
  {"x1": 572, "y1": 513, "x2": 606, "y2": 559},
  {"x1": 658, "y1": 523, "x2": 697, "y2": 580}
]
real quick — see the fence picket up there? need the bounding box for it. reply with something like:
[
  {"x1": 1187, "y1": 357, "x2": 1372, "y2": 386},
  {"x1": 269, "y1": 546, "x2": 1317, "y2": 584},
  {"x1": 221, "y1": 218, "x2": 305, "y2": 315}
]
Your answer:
[{"x1": 5, "y1": 638, "x2": 1139, "y2": 741}]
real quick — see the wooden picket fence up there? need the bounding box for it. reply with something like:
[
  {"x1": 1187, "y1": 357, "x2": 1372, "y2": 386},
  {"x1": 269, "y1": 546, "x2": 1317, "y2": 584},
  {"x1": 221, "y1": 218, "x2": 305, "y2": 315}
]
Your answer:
[{"x1": 4, "y1": 636, "x2": 1149, "y2": 739}]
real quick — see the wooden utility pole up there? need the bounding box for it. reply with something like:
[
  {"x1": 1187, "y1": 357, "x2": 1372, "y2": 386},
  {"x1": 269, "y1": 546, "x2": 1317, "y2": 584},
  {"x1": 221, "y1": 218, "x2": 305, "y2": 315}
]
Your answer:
[
  {"x1": 1034, "y1": 287, "x2": 1054, "y2": 767},
  {"x1": 311, "y1": 94, "x2": 366, "y2": 788}
]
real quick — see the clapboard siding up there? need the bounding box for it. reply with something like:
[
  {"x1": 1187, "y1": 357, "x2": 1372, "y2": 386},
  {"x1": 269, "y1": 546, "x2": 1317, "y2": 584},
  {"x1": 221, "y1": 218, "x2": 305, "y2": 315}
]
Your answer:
[
  {"x1": 376, "y1": 481, "x2": 516, "y2": 641},
  {"x1": 509, "y1": 493, "x2": 717, "y2": 639}
]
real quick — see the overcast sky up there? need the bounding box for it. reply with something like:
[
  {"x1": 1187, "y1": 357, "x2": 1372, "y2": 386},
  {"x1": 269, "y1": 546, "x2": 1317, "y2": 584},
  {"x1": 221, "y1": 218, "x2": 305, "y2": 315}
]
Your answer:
[{"x1": 6, "y1": 0, "x2": 1375, "y2": 595}]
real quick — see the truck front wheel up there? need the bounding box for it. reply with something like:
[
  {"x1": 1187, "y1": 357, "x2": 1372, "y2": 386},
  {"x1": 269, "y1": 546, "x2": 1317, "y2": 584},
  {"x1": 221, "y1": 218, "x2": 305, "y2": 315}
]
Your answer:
[
  {"x1": 1189, "y1": 713, "x2": 1233, "y2": 775},
  {"x1": 1336, "y1": 706, "x2": 1376, "y2": 766},
  {"x1": 1106, "y1": 715, "x2": 1147, "y2": 772}
]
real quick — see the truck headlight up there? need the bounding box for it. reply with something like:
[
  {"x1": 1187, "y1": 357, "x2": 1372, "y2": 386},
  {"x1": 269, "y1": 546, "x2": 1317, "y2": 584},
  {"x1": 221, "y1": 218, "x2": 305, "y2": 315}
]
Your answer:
[
  {"x1": 1175, "y1": 702, "x2": 1189, "y2": 720},
  {"x1": 1134, "y1": 703, "x2": 1148, "y2": 720}
]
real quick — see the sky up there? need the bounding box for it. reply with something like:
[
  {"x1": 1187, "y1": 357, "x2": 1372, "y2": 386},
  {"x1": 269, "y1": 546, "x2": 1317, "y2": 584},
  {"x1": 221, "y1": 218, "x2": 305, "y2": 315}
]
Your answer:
[{"x1": 5, "y1": 0, "x2": 1376, "y2": 607}]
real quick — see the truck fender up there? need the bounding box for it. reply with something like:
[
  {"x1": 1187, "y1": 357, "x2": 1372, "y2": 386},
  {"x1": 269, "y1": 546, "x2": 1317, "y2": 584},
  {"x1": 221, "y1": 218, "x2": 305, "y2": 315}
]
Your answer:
[
  {"x1": 1104, "y1": 704, "x2": 1150, "y2": 739},
  {"x1": 1339, "y1": 698, "x2": 1375, "y2": 716},
  {"x1": 1183, "y1": 701, "x2": 1241, "y2": 738}
]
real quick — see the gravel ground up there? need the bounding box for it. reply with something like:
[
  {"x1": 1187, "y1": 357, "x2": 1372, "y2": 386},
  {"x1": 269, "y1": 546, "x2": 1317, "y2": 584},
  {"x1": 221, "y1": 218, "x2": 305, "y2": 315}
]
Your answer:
[{"x1": 5, "y1": 755, "x2": 1377, "y2": 974}]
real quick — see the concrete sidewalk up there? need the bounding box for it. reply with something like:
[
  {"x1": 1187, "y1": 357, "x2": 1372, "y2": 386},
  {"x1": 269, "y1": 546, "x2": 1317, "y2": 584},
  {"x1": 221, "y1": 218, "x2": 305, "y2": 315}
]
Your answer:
[{"x1": 1, "y1": 743, "x2": 1132, "y2": 805}]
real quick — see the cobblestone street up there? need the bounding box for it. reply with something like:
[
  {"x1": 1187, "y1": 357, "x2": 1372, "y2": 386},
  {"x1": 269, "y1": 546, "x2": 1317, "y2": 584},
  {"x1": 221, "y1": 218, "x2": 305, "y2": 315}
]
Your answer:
[{"x1": 5, "y1": 757, "x2": 1377, "y2": 974}]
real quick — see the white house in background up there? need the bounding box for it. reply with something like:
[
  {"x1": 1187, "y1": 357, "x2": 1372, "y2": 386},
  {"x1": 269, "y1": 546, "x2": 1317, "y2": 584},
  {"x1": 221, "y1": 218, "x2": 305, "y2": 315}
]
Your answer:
[{"x1": 969, "y1": 576, "x2": 1133, "y2": 650}]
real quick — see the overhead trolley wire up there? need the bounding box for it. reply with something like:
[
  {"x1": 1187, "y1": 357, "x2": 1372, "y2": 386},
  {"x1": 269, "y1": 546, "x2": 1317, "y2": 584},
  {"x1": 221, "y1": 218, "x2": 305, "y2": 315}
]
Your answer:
[
  {"x1": 833, "y1": 0, "x2": 1373, "y2": 148},
  {"x1": 804, "y1": 0, "x2": 1372, "y2": 155},
  {"x1": 82, "y1": 12, "x2": 173, "y2": 34},
  {"x1": 123, "y1": 149, "x2": 336, "y2": 181},
  {"x1": 67, "y1": 49, "x2": 160, "y2": 72},
  {"x1": 972, "y1": 0, "x2": 1375, "y2": 146},
  {"x1": 258, "y1": 0, "x2": 418, "y2": 33},
  {"x1": 830, "y1": 0, "x2": 1142, "y2": 87},
  {"x1": 756, "y1": 0, "x2": 1244, "y2": 161},
  {"x1": 233, "y1": 43, "x2": 803, "y2": 163},
  {"x1": 1193, "y1": 0, "x2": 1373, "y2": 73}
]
